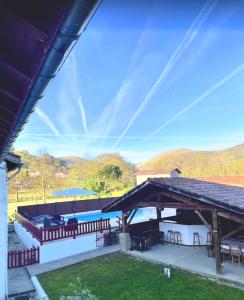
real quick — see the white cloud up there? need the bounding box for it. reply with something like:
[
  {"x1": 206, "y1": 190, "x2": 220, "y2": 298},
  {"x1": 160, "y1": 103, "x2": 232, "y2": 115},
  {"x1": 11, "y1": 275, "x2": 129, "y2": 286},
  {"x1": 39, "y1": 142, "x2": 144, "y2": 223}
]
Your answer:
[
  {"x1": 111, "y1": 0, "x2": 218, "y2": 149},
  {"x1": 35, "y1": 107, "x2": 63, "y2": 139}
]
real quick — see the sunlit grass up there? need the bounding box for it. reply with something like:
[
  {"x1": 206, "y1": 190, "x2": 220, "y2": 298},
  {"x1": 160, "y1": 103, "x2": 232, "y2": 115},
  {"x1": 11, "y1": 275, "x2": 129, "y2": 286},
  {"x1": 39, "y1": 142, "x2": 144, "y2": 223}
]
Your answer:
[{"x1": 39, "y1": 253, "x2": 244, "y2": 300}]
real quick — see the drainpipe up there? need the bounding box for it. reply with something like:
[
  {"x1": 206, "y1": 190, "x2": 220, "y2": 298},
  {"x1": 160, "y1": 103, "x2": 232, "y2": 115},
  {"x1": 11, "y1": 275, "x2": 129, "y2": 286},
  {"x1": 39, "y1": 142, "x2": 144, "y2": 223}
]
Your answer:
[{"x1": 0, "y1": 162, "x2": 8, "y2": 300}]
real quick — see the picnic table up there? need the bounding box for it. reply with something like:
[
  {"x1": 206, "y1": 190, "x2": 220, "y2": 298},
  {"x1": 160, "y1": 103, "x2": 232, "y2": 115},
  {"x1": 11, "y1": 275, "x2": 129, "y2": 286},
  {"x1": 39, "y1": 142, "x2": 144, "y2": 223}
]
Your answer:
[{"x1": 131, "y1": 230, "x2": 164, "y2": 251}]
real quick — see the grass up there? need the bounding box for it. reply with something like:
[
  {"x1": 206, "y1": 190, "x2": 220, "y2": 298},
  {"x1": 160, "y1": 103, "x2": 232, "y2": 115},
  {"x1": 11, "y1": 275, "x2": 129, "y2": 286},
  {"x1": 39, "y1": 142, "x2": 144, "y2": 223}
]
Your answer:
[{"x1": 38, "y1": 253, "x2": 244, "y2": 300}]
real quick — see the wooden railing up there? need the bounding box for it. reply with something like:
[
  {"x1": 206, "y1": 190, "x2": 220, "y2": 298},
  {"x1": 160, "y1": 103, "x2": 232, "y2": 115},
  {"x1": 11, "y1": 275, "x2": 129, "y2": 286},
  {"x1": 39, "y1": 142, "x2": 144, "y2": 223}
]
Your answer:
[
  {"x1": 15, "y1": 212, "x2": 42, "y2": 241},
  {"x1": 40, "y1": 218, "x2": 110, "y2": 244},
  {"x1": 8, "y1": 247, "x2": 39, "y2": 268},
  {"x1": 15, "y1": 213, "x2": 110, "y2": 245}
]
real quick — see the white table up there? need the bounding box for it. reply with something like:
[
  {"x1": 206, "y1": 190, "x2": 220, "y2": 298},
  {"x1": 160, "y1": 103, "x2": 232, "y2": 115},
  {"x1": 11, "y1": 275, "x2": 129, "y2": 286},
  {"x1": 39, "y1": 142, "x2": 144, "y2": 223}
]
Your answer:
[{"x1": 159, "y1": 221, "x2": 210, "y2": 246}]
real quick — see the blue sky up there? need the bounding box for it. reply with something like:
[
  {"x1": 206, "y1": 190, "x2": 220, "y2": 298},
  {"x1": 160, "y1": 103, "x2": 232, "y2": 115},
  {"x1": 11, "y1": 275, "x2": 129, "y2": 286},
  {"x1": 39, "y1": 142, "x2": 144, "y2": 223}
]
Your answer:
[{"x1": 15, "y1": 0, "x2": 244, "y2": 163}]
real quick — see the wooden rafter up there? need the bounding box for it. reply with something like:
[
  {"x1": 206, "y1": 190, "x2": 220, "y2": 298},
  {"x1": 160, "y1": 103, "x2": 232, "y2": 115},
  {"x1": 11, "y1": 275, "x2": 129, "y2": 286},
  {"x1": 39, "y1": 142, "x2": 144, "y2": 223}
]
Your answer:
[
  {"x1": 221, "y1": 224, "x2": 244, "y2": 240},
  {"x1": 194, "y1": 210, "x2": 212, "y2": 233}
]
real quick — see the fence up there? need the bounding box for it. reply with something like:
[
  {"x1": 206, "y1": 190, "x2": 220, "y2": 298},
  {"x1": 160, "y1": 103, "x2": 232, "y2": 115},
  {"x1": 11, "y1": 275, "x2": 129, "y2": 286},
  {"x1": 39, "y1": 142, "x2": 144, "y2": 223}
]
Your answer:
[
  {"x1": 16, "y1": 212, "x2": 111, "y2": 245},
  {"x1": 17, "y1": 197, "x2": 116, "y2": 217},
  {"x1": 8, "y1": 247, "x2": 39, "y2": 268}
]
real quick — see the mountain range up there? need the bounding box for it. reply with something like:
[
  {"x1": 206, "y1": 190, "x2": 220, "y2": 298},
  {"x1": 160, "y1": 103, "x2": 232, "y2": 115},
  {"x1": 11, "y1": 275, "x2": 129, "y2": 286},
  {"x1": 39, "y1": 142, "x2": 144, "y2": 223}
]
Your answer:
[{"x1": 137, "y1": 144, "x2": 244, "y2": 177}]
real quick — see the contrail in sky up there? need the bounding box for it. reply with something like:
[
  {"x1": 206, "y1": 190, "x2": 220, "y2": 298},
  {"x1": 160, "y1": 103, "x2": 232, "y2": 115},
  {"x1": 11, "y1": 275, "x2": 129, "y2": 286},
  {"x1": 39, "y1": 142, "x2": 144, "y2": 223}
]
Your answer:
[
  {"x1": 134, "y1": 62, "x2": 244, "y2": 147},
  {"x1": 111, "y1": 0, "x2": 218, "y2": 149},
  {"x1": 78, "y1": 96, "x2": 89, "y2": 135},
  {"x1": 35, "y1": 107, "x2": 63, "y2": 140}
]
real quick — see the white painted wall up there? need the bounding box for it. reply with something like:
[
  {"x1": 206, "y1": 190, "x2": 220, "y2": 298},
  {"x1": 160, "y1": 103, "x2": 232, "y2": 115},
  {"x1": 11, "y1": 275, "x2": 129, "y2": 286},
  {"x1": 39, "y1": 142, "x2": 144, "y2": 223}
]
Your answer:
[
  {"x1": 0, "y1": 162, "x2": 8, "y2": 300},
  {"x1": 39, "y1": 233, "x2": 97, "y2": 263},
  {"x1": 14, "y1": 221, "x2": 40, "y2": 248},
  {"x1": 159, "y1": 221, "x2": 210, "y2": 245},
  {"x1": 15, "y1": 221, "x2": 97, "y2": 263}
]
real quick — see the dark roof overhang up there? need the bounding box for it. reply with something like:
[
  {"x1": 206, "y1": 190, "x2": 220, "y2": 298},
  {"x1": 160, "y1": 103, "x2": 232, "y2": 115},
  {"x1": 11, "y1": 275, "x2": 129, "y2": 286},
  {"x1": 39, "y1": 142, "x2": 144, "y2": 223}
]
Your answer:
[
  {"x1": 0, "y1": 0, "x2": 102, "y2": 159},
  {"x1": 4, "y1": 152, "x2": 22, "y2": 172}
]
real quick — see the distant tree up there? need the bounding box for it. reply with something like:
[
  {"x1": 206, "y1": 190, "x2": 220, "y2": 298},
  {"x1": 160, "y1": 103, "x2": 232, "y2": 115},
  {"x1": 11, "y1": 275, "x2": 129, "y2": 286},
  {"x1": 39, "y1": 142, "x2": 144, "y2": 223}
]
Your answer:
[
  {"x1": 82, "y1": 177, "x2": 114, "y2": 196},
  {"x1": 98, "y1": 164, "x2": 122, "y2": 180}
]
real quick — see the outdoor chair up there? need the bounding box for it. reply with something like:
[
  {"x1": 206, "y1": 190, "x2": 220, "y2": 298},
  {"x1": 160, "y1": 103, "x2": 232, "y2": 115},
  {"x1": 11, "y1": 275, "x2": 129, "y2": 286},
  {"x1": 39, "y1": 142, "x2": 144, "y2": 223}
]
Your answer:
[
  {"x1": 221, "y1": 244, "x2": 230, "y2": 261},
  {"x1": 167, "y1": 230, "x2": 174, "y2": 243},
  {"x1": 65, "y1": 218, "x2": 78, "y2": 231},
  {"x1": 174, "y1": 231, "x2": 182, "y2": 244},
  {"x1": 143, "y1": 230, "x2": 164, "y2": 246},
  {"x1": 130, "y1": 234, "x2": 150, "y2": 252},
  {"x1": 193, "y1": 232, "x2": 201, "y2": 246},
  {"x1": 230, "y1": 244, "x2": 241, "y2": 264},
  {"x1": 51, "y1": 214, "x2": 65, "y2": 226},
  {"x1": 43, "y1": 217, "x2": 52, "y2": 228}
]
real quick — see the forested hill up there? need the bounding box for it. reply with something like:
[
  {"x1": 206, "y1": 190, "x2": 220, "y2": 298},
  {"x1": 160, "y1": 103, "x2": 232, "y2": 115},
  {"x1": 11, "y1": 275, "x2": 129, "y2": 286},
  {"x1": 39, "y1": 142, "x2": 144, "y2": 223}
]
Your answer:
[{"x1": 138, "y1": 144, "x2": 244, "y2": 177}]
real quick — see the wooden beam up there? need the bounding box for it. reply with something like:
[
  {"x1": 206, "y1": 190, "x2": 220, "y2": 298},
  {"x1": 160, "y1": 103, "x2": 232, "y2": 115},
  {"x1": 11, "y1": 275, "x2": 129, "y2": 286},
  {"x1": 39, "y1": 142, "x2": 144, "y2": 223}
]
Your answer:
[
  {"x1": 212, "y1": 210, "x2": 223, "y2": 275},
  {"x1": 218, "y1": 211, "x2": 244, "y2": 225},
  {"x1": 194, "y1": 210, "x2": 212, "y2": 233},
  {"x1": 131, "y1": 201, "x2": 211, "y2": 211},
  {"x1": 221, "y1": 225, "x2": 244, "y2": 240},
  {"x1": 122, "y1": 211, "x2": 128, "y2": 233},
  {"x1": 127, "y1": 208, "x2": 138, "y2": 227}
]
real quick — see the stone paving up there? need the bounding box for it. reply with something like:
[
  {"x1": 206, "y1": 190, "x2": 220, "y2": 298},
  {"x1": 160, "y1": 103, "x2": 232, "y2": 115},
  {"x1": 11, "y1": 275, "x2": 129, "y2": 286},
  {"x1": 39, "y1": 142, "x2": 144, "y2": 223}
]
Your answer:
[{"x1": 129, "y1": 243, "x2": 244, "y2": 289}]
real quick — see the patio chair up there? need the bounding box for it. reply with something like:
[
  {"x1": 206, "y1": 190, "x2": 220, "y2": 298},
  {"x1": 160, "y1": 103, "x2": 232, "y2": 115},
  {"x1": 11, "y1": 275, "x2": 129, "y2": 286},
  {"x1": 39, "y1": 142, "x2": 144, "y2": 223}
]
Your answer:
[
  {"x1": 174, "y1": 231, "x2": 182, "y2": 244},
  {"x1": 221, "y1": 244, "x2": 230, "y2": 261},
  {"x1": 65, "y1": 218, "x2": 78, "y2": 231},
  {"x1": 167, "y1": 230, "x2": 174, "y2": 243},
  {"x1": 230, "y1": 244, "x2": 241, "y2": 264},
  {"x1": 51, "y1": 214, "x2": 65, "y2": 226},
  {"x1": 193, "y1": 232, "x2": 201, "y2": 246}
]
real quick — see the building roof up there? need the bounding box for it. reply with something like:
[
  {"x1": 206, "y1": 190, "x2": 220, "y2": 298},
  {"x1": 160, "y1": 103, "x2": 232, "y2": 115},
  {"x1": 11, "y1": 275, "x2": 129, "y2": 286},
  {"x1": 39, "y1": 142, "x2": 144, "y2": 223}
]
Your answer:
[
  {"x1": 136, "y1": 168, "x2": 181, "y2": 175},
  {"x1": 102, "y1": 177, "x2": 244, "y2": 217},
  {"x1": 195, "y1": 176, "x2": 244, "y2": 187},
  {"x1": 4, "y1": 152, "x2": 22, "y2": 172},
  {"x1": 0, "y1": 0, "x2": 101, "y2": 159}
]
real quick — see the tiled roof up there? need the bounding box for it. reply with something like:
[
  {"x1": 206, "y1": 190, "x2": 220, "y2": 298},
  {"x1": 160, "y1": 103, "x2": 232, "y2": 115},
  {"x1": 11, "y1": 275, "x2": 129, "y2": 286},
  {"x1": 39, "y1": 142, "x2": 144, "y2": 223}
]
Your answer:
[
  {"x1": 150, "y1": 177, "x2": 244, "y2": 211},
  {"x1": 195, "y1": 176, "x2": 244, "y2": 187},
  {"x1": 103, "y1": 177, "x2": 244, "y2": 214}
]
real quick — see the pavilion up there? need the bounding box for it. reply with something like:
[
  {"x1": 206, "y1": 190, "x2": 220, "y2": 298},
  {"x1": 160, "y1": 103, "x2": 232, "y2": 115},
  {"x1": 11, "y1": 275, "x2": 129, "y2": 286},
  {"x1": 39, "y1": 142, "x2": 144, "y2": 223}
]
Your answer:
[{"x1": 103, "y1": 177, "x2": 244, "y2": 275}]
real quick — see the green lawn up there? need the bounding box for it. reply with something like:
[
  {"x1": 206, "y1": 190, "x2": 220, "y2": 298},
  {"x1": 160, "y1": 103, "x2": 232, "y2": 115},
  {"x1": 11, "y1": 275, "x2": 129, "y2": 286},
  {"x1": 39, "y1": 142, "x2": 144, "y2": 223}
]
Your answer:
[{"x1": 38, "y1": 253, "x2": 244, "y2": 300}]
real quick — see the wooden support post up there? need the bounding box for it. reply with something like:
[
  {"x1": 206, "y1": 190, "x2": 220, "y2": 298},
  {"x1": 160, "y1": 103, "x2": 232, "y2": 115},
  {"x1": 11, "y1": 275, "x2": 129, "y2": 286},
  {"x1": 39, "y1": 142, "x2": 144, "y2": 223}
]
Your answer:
[
  {"x1": 122, "y1": 211, "x2": 128, "y2": 233},
  {"x1": 212, "y1": 210, "x2": 223, "y2": 275},
  {"x1": 156, "y1": 208, "x2": 161, "y2": 220}
]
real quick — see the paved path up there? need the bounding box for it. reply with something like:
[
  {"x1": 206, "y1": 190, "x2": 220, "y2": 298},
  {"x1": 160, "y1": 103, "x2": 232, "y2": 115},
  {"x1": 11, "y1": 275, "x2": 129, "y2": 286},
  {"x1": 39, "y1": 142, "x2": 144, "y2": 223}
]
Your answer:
[
  {"x1": 27, "y1": 244, "x2": 119, "y2": 276},
  {"x1": 8, "y1": 231, "x2": 36, "y2": 297}
]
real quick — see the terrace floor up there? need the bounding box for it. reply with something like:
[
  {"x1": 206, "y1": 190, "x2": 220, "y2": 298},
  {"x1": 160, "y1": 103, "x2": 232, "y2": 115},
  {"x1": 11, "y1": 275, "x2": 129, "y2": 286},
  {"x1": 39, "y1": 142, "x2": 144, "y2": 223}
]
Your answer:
[{"x1": 129, "y1": 243, "x2": 244, "y2": 289}]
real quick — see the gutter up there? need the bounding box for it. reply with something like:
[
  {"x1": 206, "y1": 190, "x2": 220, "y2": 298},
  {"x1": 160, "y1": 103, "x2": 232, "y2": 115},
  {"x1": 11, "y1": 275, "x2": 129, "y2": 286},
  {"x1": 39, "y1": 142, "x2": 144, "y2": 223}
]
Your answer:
[{"x1": 1, "y1": 0, "x2": 102, "y2": 159}]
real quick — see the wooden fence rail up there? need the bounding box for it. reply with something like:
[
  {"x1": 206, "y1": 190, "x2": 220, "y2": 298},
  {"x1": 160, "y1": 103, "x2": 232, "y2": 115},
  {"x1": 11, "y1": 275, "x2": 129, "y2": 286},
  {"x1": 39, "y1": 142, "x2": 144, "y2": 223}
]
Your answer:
[
  {"x1": 8, "y1": 247, "x2": 39, "y2": 268},
  {"x1": 15, "y1": 212, "x2": 111, "y2": 245}
]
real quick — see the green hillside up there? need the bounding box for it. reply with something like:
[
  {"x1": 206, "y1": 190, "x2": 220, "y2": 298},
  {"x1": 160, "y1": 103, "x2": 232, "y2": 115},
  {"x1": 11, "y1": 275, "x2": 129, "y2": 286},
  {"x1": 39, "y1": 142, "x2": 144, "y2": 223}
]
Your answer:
[{"x1": 138, "y1": 144, "x2": 244, "y2": 177}]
